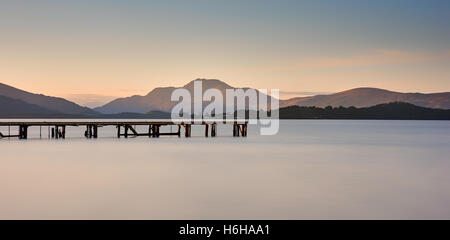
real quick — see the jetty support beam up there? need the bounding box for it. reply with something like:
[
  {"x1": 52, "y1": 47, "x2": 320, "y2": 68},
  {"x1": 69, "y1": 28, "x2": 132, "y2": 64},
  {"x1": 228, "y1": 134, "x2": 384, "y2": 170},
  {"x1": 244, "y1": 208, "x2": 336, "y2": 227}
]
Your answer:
[
  {"x1": 93, "y1": 125, "x2": 98, "y2": 138},
  {"x1": 148, "y1": 125, "x2": 153, "y2": 138},
  {"x1": 241, "y1": 123, "x2": 248, "y2": 137},
  {"x1": 185, "y1": 124, "x2": 191, "y2": 137},
  {"x1": 233, "y1": 123, "x2": 240, "y2": 137},
  {"x1": 62, "y1": 125, "x2": 66, "y2": 139},
  {"x1": 19, "y1": 125, "x2": 28, "y2": 139},
  {"x1": 211, "y1": 123, "x2": 217, "y2": 137}
]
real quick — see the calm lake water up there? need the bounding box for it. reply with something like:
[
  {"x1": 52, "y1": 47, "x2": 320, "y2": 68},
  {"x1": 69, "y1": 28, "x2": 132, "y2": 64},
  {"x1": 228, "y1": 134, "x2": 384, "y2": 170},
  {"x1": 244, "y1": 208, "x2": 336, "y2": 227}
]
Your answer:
[{"x1": 1, "y1": 120, "x2": 449, "y2": 219}]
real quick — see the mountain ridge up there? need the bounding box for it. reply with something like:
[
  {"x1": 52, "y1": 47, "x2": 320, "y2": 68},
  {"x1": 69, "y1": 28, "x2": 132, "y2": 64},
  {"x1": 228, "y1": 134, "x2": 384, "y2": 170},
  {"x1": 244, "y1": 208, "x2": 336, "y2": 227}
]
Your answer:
[
  {"x1": 1, "y1": 80, "x2": 450, "y2": 116},
  {"x1": 0, "y1": 82, "x2": 98, "y2": 114},
  {"x1": 280, "y1": 87, "x2": 450, "y2": 109},
  {"x1": 0, "y1": 95, "x2": 60, "y2": 116},
  {"x1": 96, "y1": 79, "x2": 450, "y2": 114},
  {"x1": 94, "y1": 78, "x2": 265, "y2": 114}
]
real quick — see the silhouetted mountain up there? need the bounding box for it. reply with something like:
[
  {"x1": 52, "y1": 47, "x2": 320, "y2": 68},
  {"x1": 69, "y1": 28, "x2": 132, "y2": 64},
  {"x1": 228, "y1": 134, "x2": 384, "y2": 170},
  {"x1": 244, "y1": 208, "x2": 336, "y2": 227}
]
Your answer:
[
  {"x1": 97, "y1": 80, "x2": 450, "y2": 114},
  {"x1": 280, "y1": 87, "x2": 450, "y2": 109},
  {"x1": 0, "y1": 95, "x2": 170, "y2": 118},
  {"x1": 279, "y1": 102, "x2": 450, "y2": 120},
  {"x1": 0, "y1": 82, "x2": 98, "y2": 114},
  {"x1": 95, "y1": 79, "x2": 269, "y2": 114},
  {"x1": 0, "y1": 95, "x2": 60, "y2": 116}
]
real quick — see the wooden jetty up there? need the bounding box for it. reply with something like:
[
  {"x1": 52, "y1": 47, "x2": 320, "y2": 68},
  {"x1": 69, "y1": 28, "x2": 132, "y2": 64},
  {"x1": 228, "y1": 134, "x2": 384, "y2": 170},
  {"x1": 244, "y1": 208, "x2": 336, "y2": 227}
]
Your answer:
[{"x1": 0, "y1": 121, "x2": 248, "y2": 139}]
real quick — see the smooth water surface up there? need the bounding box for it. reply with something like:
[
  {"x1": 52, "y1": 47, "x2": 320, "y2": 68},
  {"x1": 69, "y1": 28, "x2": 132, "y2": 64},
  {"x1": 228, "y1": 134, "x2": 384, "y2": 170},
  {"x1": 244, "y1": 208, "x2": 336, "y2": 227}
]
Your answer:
[{"x1": 1, "y1": 120, "x2": 449, "y2": 219}]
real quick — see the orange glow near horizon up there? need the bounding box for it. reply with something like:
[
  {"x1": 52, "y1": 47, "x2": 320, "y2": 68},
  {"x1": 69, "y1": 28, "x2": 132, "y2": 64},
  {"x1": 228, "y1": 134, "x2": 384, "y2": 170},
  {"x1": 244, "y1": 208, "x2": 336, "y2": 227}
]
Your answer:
[{"x1": 1, "y1": 48, "x2": 449, "y2": 100}]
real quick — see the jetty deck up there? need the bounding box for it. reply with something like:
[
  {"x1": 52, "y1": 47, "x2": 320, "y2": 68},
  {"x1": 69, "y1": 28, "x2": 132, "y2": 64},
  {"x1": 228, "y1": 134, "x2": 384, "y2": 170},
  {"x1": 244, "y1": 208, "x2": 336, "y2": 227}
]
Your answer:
[{"x1": 0, "y1": 121, "x2": 248, "y2": 139}]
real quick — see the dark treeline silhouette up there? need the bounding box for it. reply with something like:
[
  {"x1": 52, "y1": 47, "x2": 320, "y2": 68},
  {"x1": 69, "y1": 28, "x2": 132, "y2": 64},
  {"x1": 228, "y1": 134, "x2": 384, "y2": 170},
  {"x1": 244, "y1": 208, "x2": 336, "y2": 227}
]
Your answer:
[{"x1": 279, "y1": 102, "x2": 450, "y2": 120}]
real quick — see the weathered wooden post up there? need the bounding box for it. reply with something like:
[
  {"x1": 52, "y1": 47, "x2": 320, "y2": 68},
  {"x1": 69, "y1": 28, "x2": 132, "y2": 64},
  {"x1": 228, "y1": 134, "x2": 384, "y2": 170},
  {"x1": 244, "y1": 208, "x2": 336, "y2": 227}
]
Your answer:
[
  {"x1": 55, "y1": 126, "x2": 59, "y2": 139},
  {"x1": 151, "y1": 125, "x2": 156, "y2": 137},
  {"x1": 185, "y1": 124, "x2": 191, "y2": 137},
  {"x1": 93, "y1": 125, "x2": 98, "y2": 138},
  {"x1": 18, "y1": 125, "x2": 22, "y2": 139},
  {"x1": 233, "y1": 124, "x2": 241, "y2": 137},
  {"x1": 86, "y1": 125, "x2": 93, "y2": 138},
  {"x1": 177, "y1": 125, "x2": 181, "y2": 137},
  {"x1": 124, "y1": 125, "x2": 128, "y2": 138},
  {"x1": 148, "y1": 125, "x2": 152, "y2": 137},
  {"x1": 240, "y1": 124, "x2": 247, "y2": 137},
  {"x1": 62, "y1": 125, "x2": 66, "y2": 139},
  {"x1": 211, "y1": 123, "x2": 216, "y2": 137},
  {"x1": 117, "y1": 125, "x2": 121, "y2": 138},
  {"x1": 18, "y1": 125, "x2": 24, "y2": 139},
  {"x1": 205, "y1": 124, "x2": 209, "y2": 137},
  {"x1": 155, "y1": 125, "x2": 160, "y2": 137}
]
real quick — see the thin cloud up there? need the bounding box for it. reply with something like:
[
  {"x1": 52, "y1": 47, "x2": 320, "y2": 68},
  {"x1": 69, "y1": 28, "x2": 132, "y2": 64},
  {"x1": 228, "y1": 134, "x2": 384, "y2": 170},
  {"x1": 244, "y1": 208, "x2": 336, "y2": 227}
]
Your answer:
[
  {"x1": 297, "y1": 49, "x2": 450, "y2": 69},
  {"x1": 241, "y1": 49, "x2": 450, "y2": 74}
]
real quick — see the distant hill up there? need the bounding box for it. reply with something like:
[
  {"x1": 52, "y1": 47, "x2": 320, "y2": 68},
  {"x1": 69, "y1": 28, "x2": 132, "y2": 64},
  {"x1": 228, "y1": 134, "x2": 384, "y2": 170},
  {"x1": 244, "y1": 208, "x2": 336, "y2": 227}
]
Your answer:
[
  {"x1": 280, "y1": 87, "x2": 450, "y2": 109},
  {"x1": 0, "y1": 82, "x2": 98, "y2": 115},
  {"x1": 95, "y1": 79, "x2": 269, "y2": 114},
  {"x1": 2, "y1": 80, "x2": 450, "y2": 117},
  {"x1": 97, "y1": 80, "x2": 450, "y2": 114},
  {"x1": 279, "y1": 102, "x2": 450, "y2": 120},
  {"x1": 0, "y1": 95, "x2": 59, "y2": 116},
  {"x1": 0, "y1": 95, "x2": 170, "y2": 118}
]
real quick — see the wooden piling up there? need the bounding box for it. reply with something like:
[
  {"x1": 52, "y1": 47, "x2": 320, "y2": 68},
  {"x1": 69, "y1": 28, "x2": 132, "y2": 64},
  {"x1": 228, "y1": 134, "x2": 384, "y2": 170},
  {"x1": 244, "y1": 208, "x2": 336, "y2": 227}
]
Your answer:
[
  {"x1": 18, "y1": 125, "x2": 25, "y2": 139},
  {"x1": 62, "y1": 125, "x2": 66, "y2": 139},
  {"x1": 93, "y1": 125, "x2": 98, "y2": 138},
  {"x1": 55, "y1": 125, "x2": 60, "y2": 139},
  {"x1": 205, "y1": 124, "x2": 209, "y2": 137},
  {"x1": 211, "y1": 124, "x2": 216, "y2": 137},
  {"x1": 18, "y1": 125, "x2": 22, "y2": 139},
  {"x1": 243, "y1": 124, "x2": 248, "y2": 137},
  {"x1": 185, "y1": 124, "x2": 191, "y2": 137},
  {"x1": 148, "y1": 125, "x2": 153, "y2": 138}
]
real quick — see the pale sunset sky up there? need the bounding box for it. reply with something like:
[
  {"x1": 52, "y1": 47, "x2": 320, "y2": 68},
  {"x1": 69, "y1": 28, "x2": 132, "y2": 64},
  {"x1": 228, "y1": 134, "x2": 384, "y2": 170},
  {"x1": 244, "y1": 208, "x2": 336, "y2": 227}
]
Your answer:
[{"x1": 1, "y1": 0, "x2": 449, "y2": 106}]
